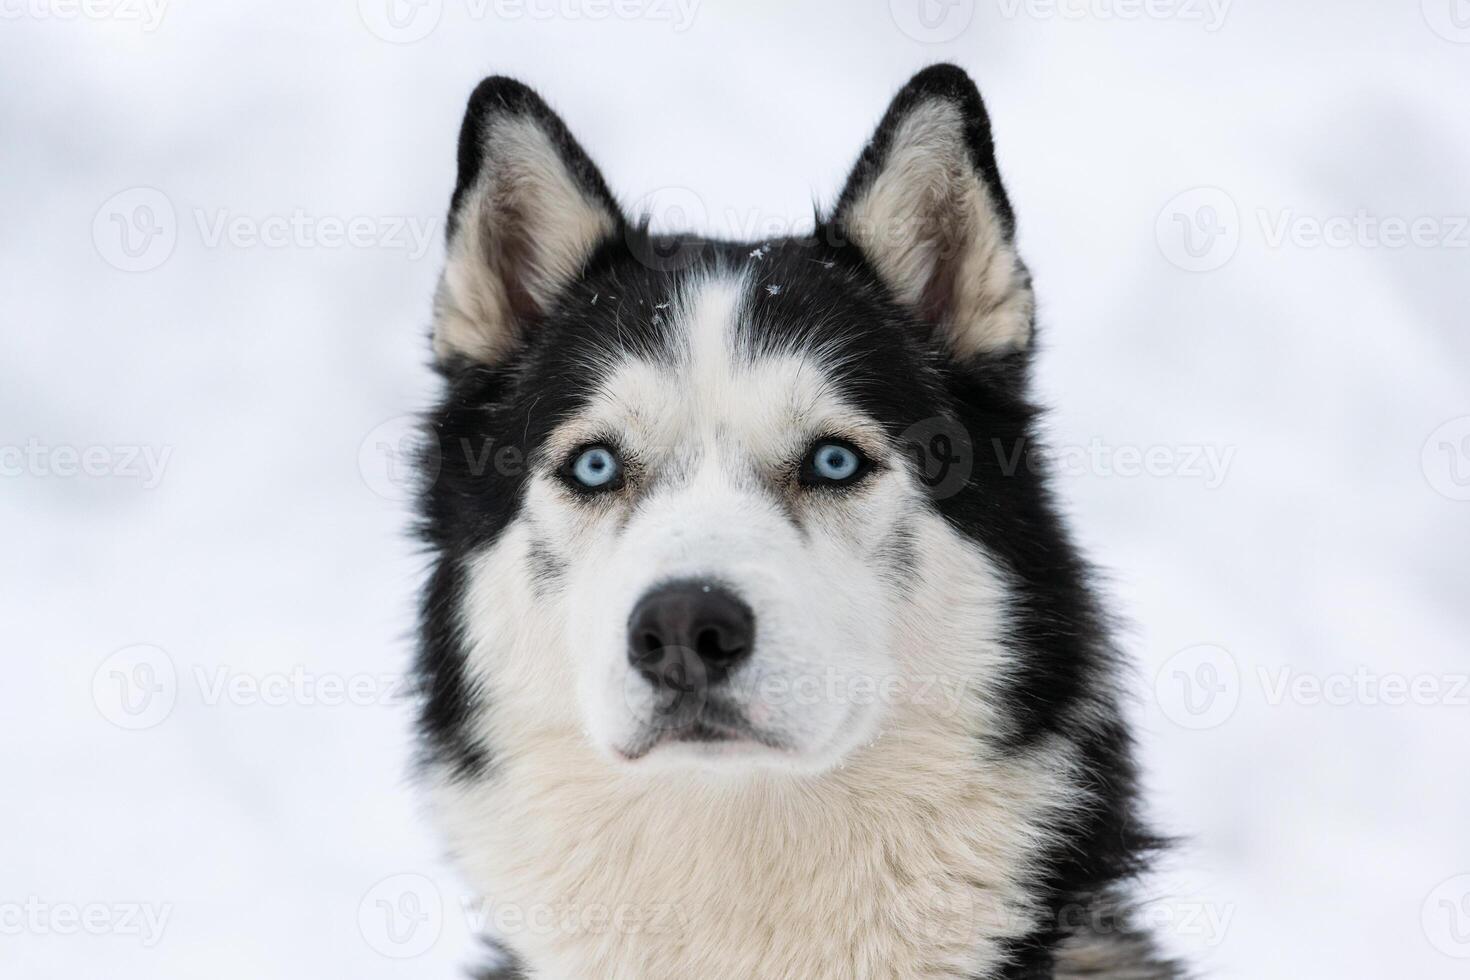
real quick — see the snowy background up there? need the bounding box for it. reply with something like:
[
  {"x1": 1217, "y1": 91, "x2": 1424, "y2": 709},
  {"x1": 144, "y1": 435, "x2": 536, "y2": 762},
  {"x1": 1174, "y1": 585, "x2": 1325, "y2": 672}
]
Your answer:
[{"x1": 3, "y1": 1, "x2": 1468, "y2": 976}]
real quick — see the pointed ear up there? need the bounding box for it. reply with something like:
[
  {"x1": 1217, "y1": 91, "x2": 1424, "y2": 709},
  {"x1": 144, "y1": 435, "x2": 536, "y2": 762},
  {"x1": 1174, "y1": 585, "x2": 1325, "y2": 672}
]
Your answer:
[
  {"x1": 433, "y1": 77, "x2": 621, "y2": 366},
  {"x1": 831, "y1": 65, "x2": 1033, "y2": 360}
]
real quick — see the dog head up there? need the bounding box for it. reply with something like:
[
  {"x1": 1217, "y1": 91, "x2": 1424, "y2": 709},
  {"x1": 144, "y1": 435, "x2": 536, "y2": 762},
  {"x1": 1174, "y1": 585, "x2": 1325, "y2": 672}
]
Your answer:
[{"x1": 417, "y1": 66, "x2": 1060, "y2": 778}]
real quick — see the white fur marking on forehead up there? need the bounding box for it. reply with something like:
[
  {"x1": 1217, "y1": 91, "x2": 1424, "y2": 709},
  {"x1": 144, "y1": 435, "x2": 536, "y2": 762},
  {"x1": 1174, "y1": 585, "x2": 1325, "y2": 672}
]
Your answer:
[
  {"x1": 550, "y1": 273, "x2": 881, "y2": 471},
  {"x1": 666, "y1": 272, "x2": 861, "y2": 441},
  {"x1": 676, "y1": 273, "x2": 745, "y2": 386}
]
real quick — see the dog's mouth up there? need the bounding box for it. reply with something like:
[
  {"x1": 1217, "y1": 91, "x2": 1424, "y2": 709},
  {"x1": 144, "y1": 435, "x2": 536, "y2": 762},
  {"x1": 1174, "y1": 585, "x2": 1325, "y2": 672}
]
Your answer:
[{"x1": 616, "y1": 702, "x2": 788, "y2": 762}]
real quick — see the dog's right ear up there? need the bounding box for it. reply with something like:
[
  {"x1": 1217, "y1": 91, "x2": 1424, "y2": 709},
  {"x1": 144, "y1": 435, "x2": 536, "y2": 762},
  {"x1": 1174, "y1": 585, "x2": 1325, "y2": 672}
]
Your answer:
[
  {"x1": 432, "y1": 77, "x2": 622, "y2": 367},
  {"x1": 831, "y1": 65, "x2": 1032, "y2": 362}
]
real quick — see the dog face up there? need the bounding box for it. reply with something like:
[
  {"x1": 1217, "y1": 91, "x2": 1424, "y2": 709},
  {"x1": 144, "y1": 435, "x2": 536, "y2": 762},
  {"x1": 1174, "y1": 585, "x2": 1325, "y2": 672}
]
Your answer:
[
  {"x1": 418, "y1": 67, "x2": 1054, "y2": 778},
  {"x1": 535, "y1": 273, "x2": 921, "y2": 770}
]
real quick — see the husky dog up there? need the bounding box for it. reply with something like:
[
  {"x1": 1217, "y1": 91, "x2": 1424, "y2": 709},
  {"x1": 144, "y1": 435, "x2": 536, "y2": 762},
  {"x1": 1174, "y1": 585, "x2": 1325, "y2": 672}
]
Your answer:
[{"x1": 413, "y1": 65, "x2": 1181, "y2": 979}]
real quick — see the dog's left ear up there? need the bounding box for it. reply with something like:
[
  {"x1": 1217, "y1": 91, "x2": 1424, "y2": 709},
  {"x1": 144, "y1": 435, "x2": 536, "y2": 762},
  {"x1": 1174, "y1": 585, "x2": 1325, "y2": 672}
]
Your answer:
[
  {"x1": 433, "y1": 77, "x2": 622, "y2": 367},
  {"x1": 831, "y1": 65, "x2": 1033, "y2": 360}
]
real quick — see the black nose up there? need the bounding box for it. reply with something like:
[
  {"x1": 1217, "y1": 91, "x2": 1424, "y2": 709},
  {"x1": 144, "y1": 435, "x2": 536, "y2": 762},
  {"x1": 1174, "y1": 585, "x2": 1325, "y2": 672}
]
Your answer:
[{"x1": 627, "y1": 581, "x2": 755, "y2": 693}]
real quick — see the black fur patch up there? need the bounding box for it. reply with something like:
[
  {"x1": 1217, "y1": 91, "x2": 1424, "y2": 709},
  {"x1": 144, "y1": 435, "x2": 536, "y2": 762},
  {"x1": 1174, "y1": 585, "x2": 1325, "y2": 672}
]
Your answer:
[{"x1": 416, "y1": 558, "x2": 492, "y2": 780}]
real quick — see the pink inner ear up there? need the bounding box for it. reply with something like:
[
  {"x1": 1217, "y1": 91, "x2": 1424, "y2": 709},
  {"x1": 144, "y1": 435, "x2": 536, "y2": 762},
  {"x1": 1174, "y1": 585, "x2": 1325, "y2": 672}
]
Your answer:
[
  {"x1": 490, "y1": 195, "x2": 544, "y2": 324},
  {"x1": 914, "y1": 194, "x2": 966, "y2": 333},
  {"x1": 916, "y1": 251, "x2": 951, "y2": 330}
]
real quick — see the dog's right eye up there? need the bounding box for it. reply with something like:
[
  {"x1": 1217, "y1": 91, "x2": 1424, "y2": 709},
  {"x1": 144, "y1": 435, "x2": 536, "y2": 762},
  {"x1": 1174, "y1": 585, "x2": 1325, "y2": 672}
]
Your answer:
[
  {"x1": 799, "y1": 438, "x2": 873, "y2": 489},
  {"x1": 560, "y1": 444, "x2": 624, "y2": 493}
]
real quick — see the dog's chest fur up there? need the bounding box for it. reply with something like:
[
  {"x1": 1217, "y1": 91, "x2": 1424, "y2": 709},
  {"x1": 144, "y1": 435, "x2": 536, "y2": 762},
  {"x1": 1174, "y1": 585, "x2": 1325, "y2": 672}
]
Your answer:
[{"x1": 436, "y1": 725, "x2": 1074, "y2": 980}]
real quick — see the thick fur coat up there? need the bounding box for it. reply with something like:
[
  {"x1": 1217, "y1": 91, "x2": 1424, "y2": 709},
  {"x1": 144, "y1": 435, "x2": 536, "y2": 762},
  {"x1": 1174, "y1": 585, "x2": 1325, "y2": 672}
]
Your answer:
[{"x1": 412, "y1": 65, "x2": 1182, "y2": 979}]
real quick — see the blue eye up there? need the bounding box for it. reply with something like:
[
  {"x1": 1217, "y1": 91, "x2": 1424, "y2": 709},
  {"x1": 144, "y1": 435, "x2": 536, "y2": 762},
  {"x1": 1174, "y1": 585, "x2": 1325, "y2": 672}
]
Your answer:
[
  {"x1": 802, "y1": 440, "x2": 870, "y2": 487},
  {"x1": 565, "y1": 444, "x2": 623, "y2": 491}
]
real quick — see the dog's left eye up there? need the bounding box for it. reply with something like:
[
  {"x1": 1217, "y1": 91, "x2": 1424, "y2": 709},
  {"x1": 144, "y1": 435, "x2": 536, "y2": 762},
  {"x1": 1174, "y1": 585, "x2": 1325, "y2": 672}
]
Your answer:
[
  {"x1": 562, "y1": 444, "x2": 624, "y2": 492},
  {"x1": 800, "y1": 439, "x2": 871, "y2": 488}
]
